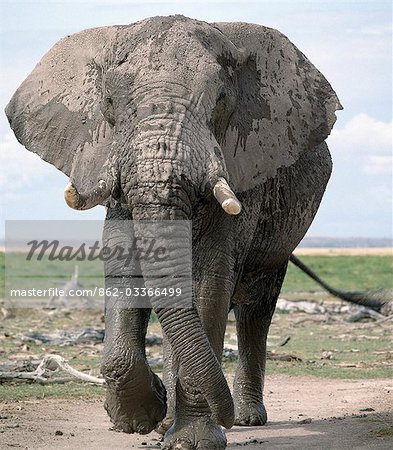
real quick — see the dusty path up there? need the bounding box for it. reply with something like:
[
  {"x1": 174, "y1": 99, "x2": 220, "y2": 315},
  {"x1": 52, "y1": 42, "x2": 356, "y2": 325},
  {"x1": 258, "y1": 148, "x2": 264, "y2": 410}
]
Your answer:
[{"x1": 1, "y1": 376, "x2": 392, "y2": 449}]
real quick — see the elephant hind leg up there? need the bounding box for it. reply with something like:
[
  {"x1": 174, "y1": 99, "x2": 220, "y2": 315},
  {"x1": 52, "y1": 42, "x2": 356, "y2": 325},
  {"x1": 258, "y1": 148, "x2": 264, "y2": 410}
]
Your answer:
[{"x1": 232, "y1": 264, "x2": 288, "y2": 426}]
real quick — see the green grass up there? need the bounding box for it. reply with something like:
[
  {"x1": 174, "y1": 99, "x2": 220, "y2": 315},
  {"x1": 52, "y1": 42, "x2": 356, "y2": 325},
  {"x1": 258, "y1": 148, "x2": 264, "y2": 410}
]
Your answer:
[
  {"x1": 4, "y1": 251, "x2": 104, "y2": 296},
  {"x1": 0, "y1": 252, "x2": 4, "y2": 298},
  {"x1": 265, "y1": 329, "x2": 393, "y2": 379},
  {"x1": 371, "y1": 426, "x2": 393, "y2": 437},
  {"x1": 0, "y1": 383, "x2": 104, "y2": 401},
  {"x1": 2, "y1": 252, "x2": 392, "y2": 299},
  {"x1": 265, "y1": 364, "x2": 391, "y2": 379},
  {"x1": 222, "y1": 316, "x2": 393, "y2": 379},
  {"x1": 282, "y1": 255, "x2": 393, "y2": 293}
]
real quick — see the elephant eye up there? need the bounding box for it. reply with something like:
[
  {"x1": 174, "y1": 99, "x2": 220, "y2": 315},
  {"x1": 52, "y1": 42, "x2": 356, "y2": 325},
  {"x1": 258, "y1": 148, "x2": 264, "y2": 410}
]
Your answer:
[
  {"x1": 217, "y1": 91, "x2": 226, "y2": 101},
  {"x1": 216, "y1": 88, "x2": 235, "y2": 113}
]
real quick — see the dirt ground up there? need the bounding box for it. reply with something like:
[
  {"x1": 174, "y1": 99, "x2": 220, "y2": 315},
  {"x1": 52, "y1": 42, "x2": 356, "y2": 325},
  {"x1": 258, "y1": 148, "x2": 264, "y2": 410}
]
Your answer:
[{"x1": 0, "y1": 376, "x2": 392, "y2": 450}]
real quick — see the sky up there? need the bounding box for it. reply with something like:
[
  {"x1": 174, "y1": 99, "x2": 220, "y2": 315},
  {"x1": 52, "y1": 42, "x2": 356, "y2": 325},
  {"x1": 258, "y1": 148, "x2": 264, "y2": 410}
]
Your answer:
[{"x1": 0, "y1": 0, "x2": 392, "y2": 240}]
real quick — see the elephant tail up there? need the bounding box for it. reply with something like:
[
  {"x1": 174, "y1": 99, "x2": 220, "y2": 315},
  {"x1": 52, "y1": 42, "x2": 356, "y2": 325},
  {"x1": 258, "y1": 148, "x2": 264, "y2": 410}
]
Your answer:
[{"x1": 289, "y1": 254, "x2": 391, "y2": 312}]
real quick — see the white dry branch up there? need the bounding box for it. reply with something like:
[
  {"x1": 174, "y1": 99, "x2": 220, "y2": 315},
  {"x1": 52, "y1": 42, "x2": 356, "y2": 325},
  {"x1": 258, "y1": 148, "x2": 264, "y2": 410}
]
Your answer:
[{"x1": 0, "y1": 354, "x2": 105, "y2": 385}]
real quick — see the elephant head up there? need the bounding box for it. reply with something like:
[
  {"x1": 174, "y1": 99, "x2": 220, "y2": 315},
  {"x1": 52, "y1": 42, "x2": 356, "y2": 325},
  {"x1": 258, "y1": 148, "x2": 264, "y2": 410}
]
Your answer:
[{"x1": 5, "y1": 15, "x2": 341, "y2": 429}]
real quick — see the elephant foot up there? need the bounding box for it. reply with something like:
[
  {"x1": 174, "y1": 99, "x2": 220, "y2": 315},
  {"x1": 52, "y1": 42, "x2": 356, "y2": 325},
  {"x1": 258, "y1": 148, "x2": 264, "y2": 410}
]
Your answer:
[
  {"x1": 163, "y1": 416, "x2": 226, "y2": 450},
  {"x1": 234, "y1": 399, "x2": 267, "y2": 426},
  {"x1": 102, "y1": 352, "x2": 167, "y2": 434}
]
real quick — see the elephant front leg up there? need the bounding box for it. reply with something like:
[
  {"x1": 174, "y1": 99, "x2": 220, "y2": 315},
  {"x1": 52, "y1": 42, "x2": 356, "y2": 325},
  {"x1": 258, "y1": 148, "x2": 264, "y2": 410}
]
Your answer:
[
  {"x1": 102, "y1": 303, "x2": 167, "y2": 434},
  {"x1": 101, "y1": 207, "x2": 167, "y2": 434},
  {"x1": 233, "y1": 265, "x2": 287, "y2": 426},
  {"x1": 163, "y1": 273, "x2": 233, "y2": 450}
]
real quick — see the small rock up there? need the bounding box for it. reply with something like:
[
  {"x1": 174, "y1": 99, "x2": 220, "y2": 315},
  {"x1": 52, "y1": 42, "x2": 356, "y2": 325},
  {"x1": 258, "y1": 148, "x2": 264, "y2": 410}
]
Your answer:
[
  {"x1": 359, "y1": 407, "x2": 375, "y2": 412},
  {"x1": 223, "y1": 348, "x2": 238, "y2": 360},
  {"x1": 299, "y1": 418, "x2": 313, "y2": 424},
  {"x1": 321, "y1": 351, "x2": 333, "y2": 360},
  {"x1": 55, "y1": 430, "x2": 63, "y2": 436},
  {"x1": 145, "y1": 334, "x2": 163, "y2": 346}
]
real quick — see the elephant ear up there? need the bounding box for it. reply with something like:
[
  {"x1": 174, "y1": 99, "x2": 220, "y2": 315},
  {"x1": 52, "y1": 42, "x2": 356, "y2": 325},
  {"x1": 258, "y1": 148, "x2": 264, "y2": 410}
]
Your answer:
[
  {"x1": 213, "y1": 22, "x2": 342, "y2": 192},
  {"x1": 5, "y1": 26, "x2": 118, "y2": 196}
]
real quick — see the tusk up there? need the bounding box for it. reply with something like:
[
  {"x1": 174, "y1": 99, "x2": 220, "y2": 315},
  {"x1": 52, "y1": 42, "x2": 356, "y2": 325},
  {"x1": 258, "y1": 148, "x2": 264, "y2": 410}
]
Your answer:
[
  {"x1": 64, "y1": 180, "x2": 110, "y2": 210},
  {"x1": 213, "y1": 178, "x2": 242, "y2": 215}
]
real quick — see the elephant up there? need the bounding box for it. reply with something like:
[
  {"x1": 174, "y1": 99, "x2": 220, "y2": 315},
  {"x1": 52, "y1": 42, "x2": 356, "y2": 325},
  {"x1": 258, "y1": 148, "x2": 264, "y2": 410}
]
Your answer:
[{"x1": 5, "y1": 15, "x2": 342, "y2": 449}]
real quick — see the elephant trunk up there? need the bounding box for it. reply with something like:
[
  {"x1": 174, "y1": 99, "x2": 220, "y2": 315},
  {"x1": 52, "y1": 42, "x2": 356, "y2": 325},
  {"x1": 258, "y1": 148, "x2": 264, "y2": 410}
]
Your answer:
[
  {"x1": 131, "y1": 202, "x2": 234, "y2": 429},
  {"x1": 156, "y1": 307, "x2": 234, "y2": 428}
]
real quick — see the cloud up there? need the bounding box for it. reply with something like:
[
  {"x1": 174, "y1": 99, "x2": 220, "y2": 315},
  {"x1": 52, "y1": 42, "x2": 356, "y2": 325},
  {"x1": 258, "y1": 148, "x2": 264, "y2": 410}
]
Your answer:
[
  {"x1": 364, "y1": 156, "x2": 392, "y2": 175},
  {"x1": 298, "y1": 15, "x2": 391, "y2": 121},
  {"x1": 328, "y1": 113, "x2": 392, "y2": 156},
  {"x1": 346, "y1": 24, "x2": 393, "y2": 37},
  {"x1": 327, "y1": 113, "x2": 392, "y2": 178},
  {"x1": 0, "y1": 132, "x2": 55, "y2": 191},
  {"x1": 323, "y1": 113, "x2": 392, "y2": 237}
]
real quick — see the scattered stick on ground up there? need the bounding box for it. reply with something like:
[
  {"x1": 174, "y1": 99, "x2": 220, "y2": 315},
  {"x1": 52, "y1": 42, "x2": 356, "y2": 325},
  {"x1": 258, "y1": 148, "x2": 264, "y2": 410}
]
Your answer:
[{"x1": 0, "y1": 354, "x2": 105, "y2": 385}]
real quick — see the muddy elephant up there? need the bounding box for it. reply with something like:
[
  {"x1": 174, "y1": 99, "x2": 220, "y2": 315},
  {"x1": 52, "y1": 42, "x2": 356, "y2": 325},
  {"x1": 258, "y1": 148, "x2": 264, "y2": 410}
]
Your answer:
[{"x1": 5, "y1": 15, "x2": 341, "y2": 449}]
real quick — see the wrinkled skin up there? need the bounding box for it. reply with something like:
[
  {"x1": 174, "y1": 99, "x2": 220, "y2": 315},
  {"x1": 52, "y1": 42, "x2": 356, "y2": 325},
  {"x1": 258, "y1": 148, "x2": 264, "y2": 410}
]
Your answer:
[{"x1": 5, "y1": 15, "x2": 341, "y2": 449}]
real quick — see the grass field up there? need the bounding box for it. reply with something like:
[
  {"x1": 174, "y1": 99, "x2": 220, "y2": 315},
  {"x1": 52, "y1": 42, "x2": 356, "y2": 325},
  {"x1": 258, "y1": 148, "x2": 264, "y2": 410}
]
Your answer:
[
  {"x1": 282, "y1": 254, "x2": 393, "y2": 293},
  {"x1": 1, "y1": 251, "x2": 393, "y2": 299},
  {"x1": 0, "y1": 250, "x2": 392, "y2": 400},
  {"x1": 0, "y1": 252, "x2": 4, "y2": 298},
  {"x1": 0, "y1": 303, "x2": 392, "y2": 401}
]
